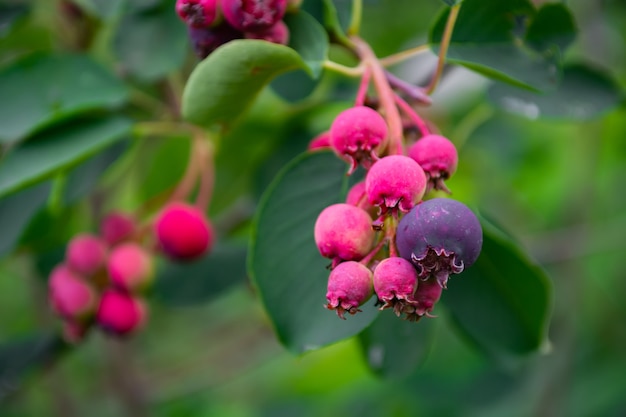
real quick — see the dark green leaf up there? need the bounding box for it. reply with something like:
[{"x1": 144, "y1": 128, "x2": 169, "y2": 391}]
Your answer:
[
  {"x1": 322, "y1": 0, "x2": 351, "y2": 45},
  {"x1": 443, "y1": 217, "x2": 552, "y2": 357},
  {"x1": 0, "y1": 183, "x2": 50, "y2": 258},
  {"x1": 113, "y1": 3, "x2": 188, "y2": 81},
  {"x1": 249, "y1": 151, "x2": 379, "y2": 354},
  {"x1": 154, "y1": 244, "x2": 248, "y2": 306},
  {"x1": 488, "y1": 64, "x2": 623, "y2": 120},
  {"x1": 138, "y1": 135, "x2": 190, "y2": 203},
  {"x1": 429, "y1": 0, "x2": 575, "y2": 91},
  {"x1": 284, "y1": 11, "x2": 329, "y2": 78},
  {"x1": 0, "y1": 4, "x2": 29, "y2": 37},
  {"x1": 271, "y1": 70, "x2": 320, "y2": 102},
  {"x1": 0, "y1": 54, "x2": 129, "y2": 144},
  {"x1": 525, "y1": 4, "x2": 577, "y2": 53},
  {"x1": 359, "y1": 312, "x2": 435, "y2": 378},
  {"x1": 0, "y1": 117, "x2": 132, "y2": 198},
  {"x1": 0, "y1": 333, "x2": 66, "y2": 402},
  {"x1": 70, "y1": 0, "x2": 124, "y2": 18},
  {"x1": 182, "y1": 40, "x2": 307, "y2": 128},
  {"x1": 440, "y1": 0, "x2": 464, "y2": 6}
]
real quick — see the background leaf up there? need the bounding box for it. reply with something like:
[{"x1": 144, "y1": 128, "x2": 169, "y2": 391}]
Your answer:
[
  {"x1": 0, "y1": 117, "x2": 132, "y2": 198},
  {"x1": 442, "y1": 217, "x2": 553, "y2": 357},
  {"x1": 0, "y1": 54, "x2": 128, "y2": 144},
  {"x1": 249, "y1": 151, "x2": 379, "y2": 353},
  {"x1": 487, "y1": 64, "x2": 623, "y2": 120},
  {"x1": 182, "y1": 40, "x2": 307, "y2": 128},
  {"x1": 284, "y1": 11, "x2": 329, "y2": 78},
  {"x1": 439, "y1": 0, "x2": 464, "y2": 6}
]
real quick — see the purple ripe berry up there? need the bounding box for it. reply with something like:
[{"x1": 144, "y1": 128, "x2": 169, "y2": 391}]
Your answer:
[
  {"x1": 176, "y1": 0, "x2": 219, "y2": 28},
  {"x1": 396, "y1": 198, "x2": 482, "y2": 288},
  {"x1": 373, "y1": 257, "x2": 418, "y2": 316},
  {"x1": 403, "y1": 276, "x2": 443, "y2": 321},
  {"x1": 325, "y1": 261, "x2": 373, "y2": 319},
  {"x1": 314, "y1": 204, "x2": 375, "y2": 266},
  {"x1": 221, "y1": 0, "x2": 287, "y2": 32},
  {"x1": 408, "y1": 134, "x2": 458, "y2": 193},
  {"x1": 365, "y1": 155, "x2": 427, "y2": 226},
  {"x1": 244, "y1": 20, "x2": 289, "y2": 45},
  {"x1": 188, "y1": 23, "x2": 242, "y2": 59},
  {"x1": 329, "y1": 106, "x2": 388, "y2": 174}
]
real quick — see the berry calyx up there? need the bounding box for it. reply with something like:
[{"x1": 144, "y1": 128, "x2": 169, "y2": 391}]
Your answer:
[
  {"x1": 220, "y1": 0, "x2": 287, "y2": 32},
  {"x1": 96, "y1": 290, "x2": 147, "y2": 336},
  {"x1": 405, "y1": 276, "x2": 443, "y2": 320},
  {"x1": 48, "y1": 265, "x2": 97, "y2": 321},
  {"x1": 325, "y1": 261, "x2": 374, "y2": 319},
  {"x1": 154, "y1": 202, "x2": 214, "y2": 261},
  {"x1": 408, "y1": 134, "x2": 458, "y2": 193},
  {"x1": 329, "y1": 106, "x2": 388, "y2": 174},
  {"x1": 396, "y1": 198, "x2": 482, "y2": 288},
  {"x1": 373, "y1": 257, "x2": 418, "y2": 316},
  {"x1": 100, "y1": 211, "x2": 136, "y2": 246},
  {"x1": 307, "y1": 131, "x2": 331, "y2": 151},
  {"x1": 65, "y1": 234, "x2": 107, "y2": 277},
  {"x1": 244, "y1": 20, "x2": 289, "y2": 45},
  {"x1": 365, "y1": 155, "x2": 427, "y2": 226},
  {"x1": 176, "y1": 0, "x2": 219, "y2": 28},
  {"x1": 107, "y1": 243, "x2": 154, "y2": 293},
  {"x1": 314, "y1": 203, "x2": 375, "y2": 266}
]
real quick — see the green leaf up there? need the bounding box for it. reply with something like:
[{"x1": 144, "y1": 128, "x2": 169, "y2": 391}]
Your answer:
[
  {"x1": 154, "y1": 244, "x2": 248, "y2": 307},
  {"x1": 113, "y1": 2, "x2": 188, "y2": 81},
  {"x1": 358, "y1": 312, "x2": 435, "y2": 378},
  {"x1": 0, "y1": 183, "x2": 50, "y2": 258},
  {"x1": 249, "y1": 151, "x2": 379, "y2": 353},
  {"x1": 138, "y1": 135, "x2": 190, "y2": 203},
  {"x1": 442, "y1": 217, "x2": 552, "y2": 357},
  {"x1": 487, "y1": 64, "x2": 623, "y2": 120},
  {"x1": 0, "y1": 333, "x2": 66, "y2": 401},
  {"x1": 0, "y1": 4, "x2": 29, "y2": 37},
  {"x1": 440, "y1": 0, "x2": 464, "y2": 6},
  {"x1": 284, "y1": 11, "x2": 329, "y2": 78},
  {"x1": 525, "y1": 4, "x2": 576, "y2": 53},
  {"x1": 429, "y1": 0, "x2": 576, "y2": 91},
  {"x1": 0, "y1": 117, "x2": 132, "y2": 198},
  {"x1": 182, "y1": 40, "x2": 308, "y2": 128},
  {"x1": 321, "y1": 0, "x2": 351, "y2": 45},
  {"x1": 0, "y1": 54, "x2": 129, "y2": 144}
]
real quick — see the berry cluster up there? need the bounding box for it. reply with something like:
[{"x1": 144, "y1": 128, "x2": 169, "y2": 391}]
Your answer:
[
  {"x1": 312, "y1": 84, "x2": 483, "y2": 322},
  {"x1": 176, "y1": 0, "x2": 299, "y2": 59},
  {"x1": 48, "y1": 202, "x2": 214, "y2": 342}
]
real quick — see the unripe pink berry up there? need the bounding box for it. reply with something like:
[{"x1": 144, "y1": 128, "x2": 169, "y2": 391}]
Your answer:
[
  {"x1": 365, "y1": 155, "x2": 426, "y2": 225},
  {"x1": 62, "y1": 321, "x2": 88, "y2": 344},
  {"x1": 307, "y1": 131, "x2": 331, "y2": 151},
  {"x1": 325, "y1": 261, "x2": 373, "y2": 319},
  {"x1": 314, "y1": 203, "x2": 375, "y2": 265},
  {"x1": 154, "y1": 202, "x2": 214, "y2": 261},
  {"x1": 97, "y1": 290, "x2": 147, "y2": 336},
  {"x1": 408, "y1": 134, "x2": 458, "y2": 193},
  {"x1": 345, "y1": 181, "x2": 376, "y2": 216},
  {"x1": 100, "y1": 211, "x2": 136, "y2": 246},
  {"x1": 244, "y1": 20, "x2": 289, "y2": 45},
  {"x1": 48, "y1": 265, "x2": 97, "y2": 321},
  {"x1": 107, "y1": 243, "x2": 154, "y2": 293},
  {"x1": 329, "y1": 106, "x2": 388, "y2": 174},
  {"x1": 373, "y1": 257, "x2": 418, "y2": 316},
  {"x1": 221, "y1": 0, "x2": 287, "y2": 32},
  {"x1": 66, "y1": 234, "x2": 108, "y2": 277},
  {"x1": 176, "y1": 0, "x2": 219, "y2": 27},
  {"x1": 405, "y1": 276, "x2": 443, "y2": 320}
]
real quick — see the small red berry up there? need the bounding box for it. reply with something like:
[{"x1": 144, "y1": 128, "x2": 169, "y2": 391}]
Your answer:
[
  {"x1": 221, "y1": 0, "x2": 287, "y2": 32},
  {"x1": 244, "y1": 20, "x2": 289, "y2": 45},
  {"x1": 107, "y1": 243, "x2": 154, "y2": 293},
  {"x1": 408, "y1": 134, "x2": 458, "y2": 193},
  {"x1": 345, "y1": 181, "x2": 376, "y2": 216},
  {"x1": 97, "y1": 290, "x2": 147, "y2": 336},
  {"x1": 325, "y1": 261, "x2": 373, "y2": 319},
  {"x1": 176, "y1": 0, "x2": 219, "y2": 28},
  {"x1": 66, "y1": 234, "x2": 108, "y2": 277},
  {"x1": 154, "y1": 202, "x2": 214, "y2": 261},
  {"x1": 405, "y1": 276, "x2": 443, "y2": 320},
  {"x1": 48, "y1": 265, "x2": 97, "y2": 321},
  {"x1": 373, "y1": 257, "x2": 418, "y2": 316},
  {"x1": 100, "y1": 212, "x2": 136, "y2": 246}
]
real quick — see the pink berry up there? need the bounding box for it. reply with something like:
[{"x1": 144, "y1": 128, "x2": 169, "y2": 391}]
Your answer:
[
  {"x1": 314, "y1": 203, "x2": 375, "y2": 266},
  {"x1": 244, "y1": 20, "x2": 289, "y2": 45},
  {"x1": 62, "y1": 321, "x2": 88, "y2": 344},
  {"x1": 48, "y1": 265, "x2": 97, "y2": 321},
  {"x1": 97, "y1": 290, "x2": 147, "y2": 336},
  {"x1": 307, "y1": 131, "x2": 331, "y2": 151},
  {"x1": 66, "y1": 234, "x2": 108, "y2": 277},
  {"x1": 154, "y1": 202, "x2": 214, "y2": 261},
  {"x1": 176, "y1": 0, "x2": 219, "y2": 28},
  {"x1": 373, "y1": 257, "x2": 418, "y2": 316},
  {"x1": 325, "y1": 261, "x2": 373, "y2": 319},
  {"x1": 107, "y1": 243, "x2": 154, "y2": 293},
  {"x1": 365, "y1": 155, "x2": 426, "y2": 226},
  {"x1": 404, "y1": 277, "x2": 443, "y2": 320},
  {"x1": 345, "y1": 181, "x2": 376, "y2": 216},
  {"x1": 100, "y1": 211, "x2": 136, "y2": 246},
  {"x1": 329, "y1": 106, "x2": 388, "y2": 174},
  {"x1": 408, "y1": 134, "x2": 458, "y2": 193},
  {"x1": 221, "y1": 0, "x2": 287, "y2": 32}
]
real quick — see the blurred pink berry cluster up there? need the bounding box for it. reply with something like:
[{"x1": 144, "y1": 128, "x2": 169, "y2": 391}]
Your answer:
[
  {"x1": 312, "y1": 91, "x2": 482, "y2": 322},
  {"x1": 176, "y1": 0, "x2": 300, "y2": 58},
  {"x1": 48, "y1": 201, "x2": 214, "y2": 343}
]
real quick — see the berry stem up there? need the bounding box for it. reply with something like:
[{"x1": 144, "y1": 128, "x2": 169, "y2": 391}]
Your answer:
[
  {"x1": 354, "y1": 66, "x2": 372, "y2": 106},
  {"x1": 322, "y1": 60, "x2": 364, "y2": 77},
  {"x1": 170, "y1": 136, "x2": 203, "y2": 203},
  {"x1": 348, "y1": 0, "x2": 363, "y2": 35},
  {"x1": 385, "y1": 71, "x2": 432, "y2": 105},
  {"x1": 425, "y1": 3, "x2": 461, "y2": 95},
  {"x1": 195, "y1": 137, "x2": 215, "y2": 212},
  {"x1": 379, "y1": 44, "x2": 430, "y2": 67},
  {"x1": 359, "y1": 237, "x2": 387, "y2": 267},
  {"x1": 352, "y1": 36, "x2": 404, "y2": 155},
  {"x1": 393, "y1": 93, "x2": 431, "y2": 137}
]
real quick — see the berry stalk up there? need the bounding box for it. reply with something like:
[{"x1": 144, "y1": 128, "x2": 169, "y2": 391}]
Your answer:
[
  {"x1": 394, "y1": 93, "x2": 431, "y2": 137},
  {"x1": 425, "y1": 3, "x2": 461, "y2": 95}
]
